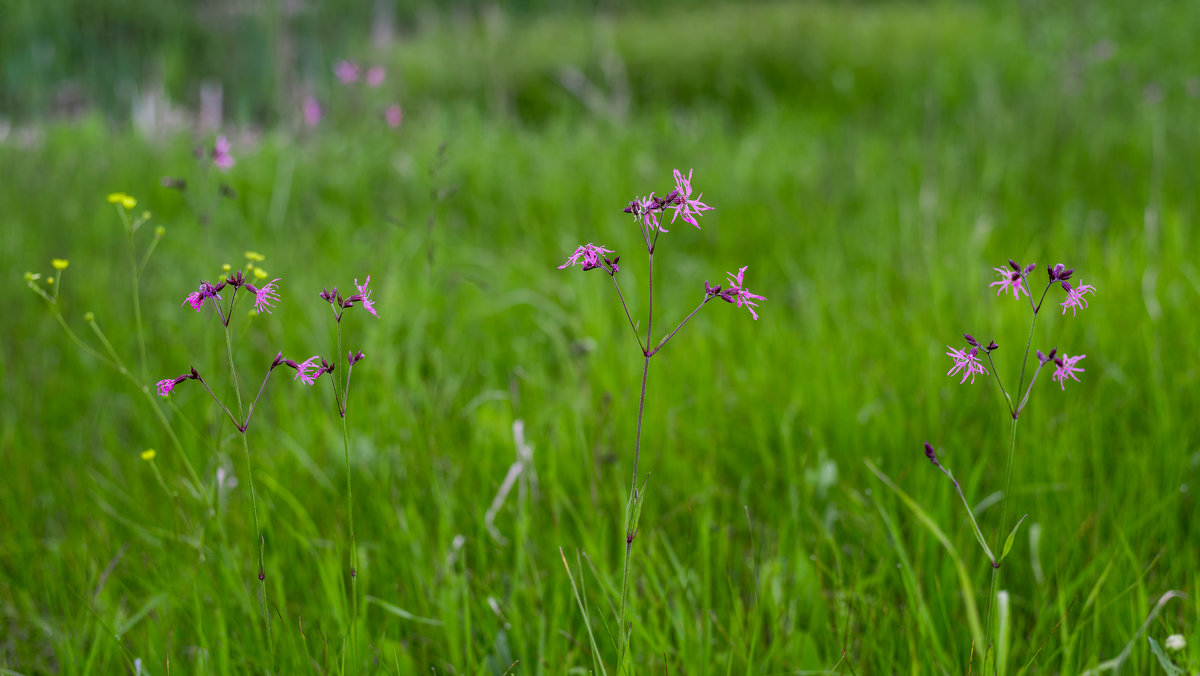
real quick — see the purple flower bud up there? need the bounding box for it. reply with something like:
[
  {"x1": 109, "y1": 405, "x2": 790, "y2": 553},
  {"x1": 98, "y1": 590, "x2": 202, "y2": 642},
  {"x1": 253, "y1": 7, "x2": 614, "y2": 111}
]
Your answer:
[
  {"x1": 1047, "y1": 347, "x2": 1057, "y2": 361},
  {"x1": 1059, "y1": 267, "x2": 1074, "y2": 281},
  {"x1": 1054, "y1": 356, "x2": 1064, "y2": 367},
  {"x1": 987, "y1": 340, "x2": 999, "y2": 351},
  {"x1": 348, "y1": 350, "x2": 365, "y2": 366},
  {"x1": 1052, "y1": 263, "x2": 1066, "y2": 280},
  {"x1": 271, "y1": 352, "x2": 284, "y2": 368},
  {"x1": 1036, "y1": 349, "x2": 1046, "y2": 362},
  {"x1": 1008, "y1": 259, "x2": 1021, "y2": 272},
  {"x1": 1061, "y1": 281, "x2": 1072, "y2": 292},
  {"x1": 968, "y1": 346, "x2": 979, "y2": 358},
  {"x1": 924, "y1": 441, "x2": 938, "y2": 466},
  {"x1": 964, "y1": 334, "x2": 979, "y2": 347},
  {"x1": 1023, "y1": 263, "x2": 1037, "y2": 275},
  {"x1": 1047, "y1": 264, "x2": 1056, "y2": 281}
]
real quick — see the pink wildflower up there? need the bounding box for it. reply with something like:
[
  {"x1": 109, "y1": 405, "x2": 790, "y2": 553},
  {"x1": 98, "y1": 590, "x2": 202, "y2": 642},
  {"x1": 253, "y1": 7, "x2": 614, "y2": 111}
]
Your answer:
[
  {"x1": 559, "y1": 243, "x2": 614, "y2": 271},
  {"x1": 1052, "y1": 353, "x2": 1086, "y2": 390},
  {"x1": 288, "y1": 356, "x2": 322, "y2": 385},
  {"x1": 213, "y1": 135, "x2": 235, "y2": 171},
  {"x1": 334, "y1": 60, "x2": 360, "y2": 84},
  {"x1": 156, "y1": 368, "x2": 198, "y2": 397},
  {"x1": 366, "y1": 66, "x2": 385, "y2": 87},
  {"x1": 946, "y1": 345, "x2": 989, "y2": 384},
  {"x1": 182, "y1": 282, "x2": 221, "y2": 311},
  {"x1": 385, "y1": 104, "x2": 403, "y2": 128},
  {"x1": 352, "y1": 276, "x2": 378, "y2": 318},
  {"x1": 1060, "y1": 280, "x2": 1095, "y2": 316},
  {"x1": 989, "y1": 265, "x2": 1026, "y2": 300},
  {"x1": 667, "y1": 169, "x2": 713, "y2": 228},
  {"x1": 721, "y1": 266, "x2": 767, "y2": 320},
  {"x1": 245, "y1": 278, "x2": 281, "y2": 314},
  {"x1": 303, "y1": 96, "x2": 322, "y2": 128}
]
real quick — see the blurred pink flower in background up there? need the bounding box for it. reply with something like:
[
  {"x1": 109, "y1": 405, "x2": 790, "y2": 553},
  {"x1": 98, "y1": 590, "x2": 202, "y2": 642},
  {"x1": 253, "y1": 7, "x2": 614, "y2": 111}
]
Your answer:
[
  {"x1": 385, "y1": 104, "x2": 403, "y2": 128},
  {"x1": 334, "y1": 60, "x2": 360, "y2": 84},
  {"x1": 302, "y1": 96, "x2": 322, "y2": 128},
  {"x1": 366, "y1": 66, "x2": 386, "y2": 87},
  {"x1": 213, "y1": 135, "x2": 235, "y2": 170}
]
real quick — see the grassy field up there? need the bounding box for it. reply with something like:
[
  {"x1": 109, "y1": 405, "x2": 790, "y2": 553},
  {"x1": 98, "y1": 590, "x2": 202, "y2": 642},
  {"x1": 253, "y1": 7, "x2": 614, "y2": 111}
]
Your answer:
[{"x1": 3, "y1": 1, "x2": 1200, "y2": 673}]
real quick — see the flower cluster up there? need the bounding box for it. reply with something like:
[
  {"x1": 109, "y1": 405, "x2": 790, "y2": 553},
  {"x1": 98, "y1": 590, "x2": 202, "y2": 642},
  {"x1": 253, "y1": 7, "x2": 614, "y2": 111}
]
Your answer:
[
  {"x1": 954, "y1": 258, "x2": 1097, "y2": 394},
  {"x1": 622, "y1": 168, "x2": 714, "y2": 233},
  {"x1": 558, "y1": 243, "x2": 615, "y2": 273},
  {"x1": 714, "y1": 266, "x2": 767, "y2": 320},
  {"x1": 320, "y1": 276, "x2": 378, "y2": 320},
  {"x1": 563, "y1": 169, "x2": 765, "y2": 322}
]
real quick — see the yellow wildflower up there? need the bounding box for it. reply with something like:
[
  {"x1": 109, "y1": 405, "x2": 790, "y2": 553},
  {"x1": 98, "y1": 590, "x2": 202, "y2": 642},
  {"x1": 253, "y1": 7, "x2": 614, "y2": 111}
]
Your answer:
[
  {"x1": 222, "y1": 263, "x2": 232, "y2": 271},
  {"x1": 254, "y1": 268, "x2": 267, "y2": 279},
  {"x1": 122, "y1": 196, "x2": 137, "y2": 209},
  {"x1": 141, "y1": 449, "x2": 157, "y2": 461},
  {"x1": 51, "y1": 259, "x2": 69, "y2": 270},
  {"x1": 244, "y1": 251, "x2": 266, "y2": 262},
  {"x1": 106, "y1": 192, "x2": 127, "y2": 204}
]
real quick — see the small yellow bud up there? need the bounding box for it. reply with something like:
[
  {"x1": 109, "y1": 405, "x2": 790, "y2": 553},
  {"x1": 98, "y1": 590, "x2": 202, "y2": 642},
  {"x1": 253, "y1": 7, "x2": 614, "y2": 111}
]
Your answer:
[
  {"x1": 142, "y1": 211, "x2": 151, "y2": 220},
  {"x1": 141, "y1": 449, "x2": 157, "y2": 461},
  {"x1": 122, "y1": 196, "x2": 137, "y2": 209},
  {"x1": 51, "y1": 259, "x2": 69, "y2": 270},
  {"x1": 222, "y1": 263, "x2": 232, "y2": 271},
  {"x1": 84, "y1": 311, "x2": 95, "y2": 322},
  {"x1": 254, "y1": 268, "x2": 267, "y2": 279},
  {"x1": 106, "y1": 192, "x2": 127, "y2": 204},
  {"x1": 154, "y1": 225, "x2": 165, "y2": 237},
  {"x1": 46, "y1": 277, "x2": 54, "y2": 285},
  {"x1": 24, "y1": 271, "x2": 37, "y2": 282},
  {"x1": 244, "y1": 251, "x2": 266, "y2": 262}
]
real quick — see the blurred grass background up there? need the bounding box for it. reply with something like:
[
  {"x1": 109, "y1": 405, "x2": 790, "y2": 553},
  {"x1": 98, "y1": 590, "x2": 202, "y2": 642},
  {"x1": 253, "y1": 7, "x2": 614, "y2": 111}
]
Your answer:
[{"x1": 3, "y1": 0, "x2": 1200, "y2": 673}]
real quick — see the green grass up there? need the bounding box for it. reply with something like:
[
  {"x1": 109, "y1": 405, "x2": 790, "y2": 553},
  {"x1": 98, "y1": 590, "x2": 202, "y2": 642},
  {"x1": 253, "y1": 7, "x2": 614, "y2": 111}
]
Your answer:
[{"x1": 3, "y1": 1, "x2": 1200, "y2": 673}]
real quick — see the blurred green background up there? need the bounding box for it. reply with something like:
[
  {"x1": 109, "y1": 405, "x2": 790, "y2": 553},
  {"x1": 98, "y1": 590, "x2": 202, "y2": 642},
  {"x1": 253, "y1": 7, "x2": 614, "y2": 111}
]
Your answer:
[{"x1": 3, "y1": 0, "x2": 1199, "y2": 673}]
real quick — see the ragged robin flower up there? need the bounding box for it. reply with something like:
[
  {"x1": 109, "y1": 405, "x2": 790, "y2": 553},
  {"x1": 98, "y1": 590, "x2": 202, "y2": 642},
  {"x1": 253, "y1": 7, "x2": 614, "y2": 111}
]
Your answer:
[{"x1": 946, "y1": 345, "x2": 989, "y2": 384}]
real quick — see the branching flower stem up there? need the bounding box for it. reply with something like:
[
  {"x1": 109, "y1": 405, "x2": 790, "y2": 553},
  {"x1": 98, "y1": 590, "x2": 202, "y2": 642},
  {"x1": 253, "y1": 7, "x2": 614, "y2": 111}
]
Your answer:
[{"x1": 224, "y1": 317, "x2": 273, "y2": 665}]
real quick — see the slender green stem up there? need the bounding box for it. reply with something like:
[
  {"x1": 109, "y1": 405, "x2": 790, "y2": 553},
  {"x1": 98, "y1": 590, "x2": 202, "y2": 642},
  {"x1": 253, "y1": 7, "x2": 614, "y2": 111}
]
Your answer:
[
  {"x1": 118, "y1": 206, "x2": 148, "y2": 380},
  {"x1": 982, "y1": 417, "x2": 1019, "y2": 672},
  {"x1": 983, "y1": 351, "x2": 1014, "y2": 418},
  {"x1": 195, "y1": 375, "x2": 243, "y2": 430},
  {"x1": 618, "y1": 247, "x2": 654, "y2": 672},
  {"x1": 87, "y1": 316, "x2": 126, "y2": 373},
  {"x1": 54, "y1": 312, "x2": 113, "y2": 367},
  {"x1": 608, "y1": 272, "x2": 645, "y2": 354},
  {"x1": 336, "y1": 324, "x2": 360, "y2": 671},
  {"x1": 225, "y1": 325, "x2": 273, "y2": 661},
  {"x1": 138, "y1": 231, "x2": 163, "y2": 277},
  {"x1": 1015, "y1": 283, "x2": 1053, "y2": 398},
  {"x1": 649, "y1": 296, "x2": 712, "y2": 356}
]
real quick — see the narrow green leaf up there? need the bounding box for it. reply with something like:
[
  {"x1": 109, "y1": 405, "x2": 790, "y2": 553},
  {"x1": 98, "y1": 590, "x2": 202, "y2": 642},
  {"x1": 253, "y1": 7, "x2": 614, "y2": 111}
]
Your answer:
[
  {"x1": 999, "y1": 514, "x2": 1029, "y2": 563},
  {"x1": 1147, "y1": 637, "x2": 1184, "y2": 675}
]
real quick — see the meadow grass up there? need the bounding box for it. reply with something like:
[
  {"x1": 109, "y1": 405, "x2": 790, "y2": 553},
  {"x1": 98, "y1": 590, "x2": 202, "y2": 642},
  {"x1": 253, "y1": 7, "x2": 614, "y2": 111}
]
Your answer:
[{"x1": 2, "y1": 1, "x2": 1199, "y2": 673}]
